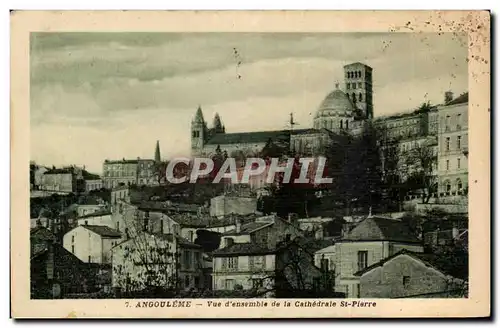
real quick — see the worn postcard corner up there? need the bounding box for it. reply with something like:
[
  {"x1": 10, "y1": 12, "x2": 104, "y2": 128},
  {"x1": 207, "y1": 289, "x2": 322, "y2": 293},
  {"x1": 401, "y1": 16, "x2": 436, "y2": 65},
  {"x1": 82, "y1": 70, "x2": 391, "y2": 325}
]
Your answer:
[{"x1": 10, "y1": 10, "x2": 490, "y2": 319}]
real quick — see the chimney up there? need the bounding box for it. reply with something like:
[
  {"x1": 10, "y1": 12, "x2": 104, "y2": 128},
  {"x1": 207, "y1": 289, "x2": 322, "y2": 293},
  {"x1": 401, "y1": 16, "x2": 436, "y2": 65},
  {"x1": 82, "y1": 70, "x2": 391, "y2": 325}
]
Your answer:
[
  {"x1": 445, "y1": 91, "x2": 454, "y2": 103},
  {"x1": 235, "y1": 219, "x2": 241, "y2": 233}
]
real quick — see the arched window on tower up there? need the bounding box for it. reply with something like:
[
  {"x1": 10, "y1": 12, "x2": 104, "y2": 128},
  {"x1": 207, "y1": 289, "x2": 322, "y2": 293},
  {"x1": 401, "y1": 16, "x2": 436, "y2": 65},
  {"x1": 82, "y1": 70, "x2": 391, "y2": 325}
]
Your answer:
[
  {"x1": 358, "y1": 70, "x2": 362, "y2": 78},
  {"x1": 359, "y1": 93, "x2": 363, "y2": 101},
  {"x1": 352, "y1": 93, "x2": 356, "y2": 102}
]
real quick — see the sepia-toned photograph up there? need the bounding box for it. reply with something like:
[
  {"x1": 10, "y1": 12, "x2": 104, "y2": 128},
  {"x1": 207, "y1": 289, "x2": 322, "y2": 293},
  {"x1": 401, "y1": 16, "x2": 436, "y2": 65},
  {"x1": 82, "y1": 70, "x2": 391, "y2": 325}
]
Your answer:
[{"x1": 11, "y1": 10, "x2": 490, "y2": 318}]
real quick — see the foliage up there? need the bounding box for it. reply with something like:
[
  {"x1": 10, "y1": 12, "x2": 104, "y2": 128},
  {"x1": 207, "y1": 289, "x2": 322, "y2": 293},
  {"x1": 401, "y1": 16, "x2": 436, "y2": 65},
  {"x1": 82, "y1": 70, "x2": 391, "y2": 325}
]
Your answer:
[
  {"x1": 404, "y1": 143, "x2": 438, "y2": 203},
  {"x1": 193, "y1": 229, "x2": 221, "y2": 253}
]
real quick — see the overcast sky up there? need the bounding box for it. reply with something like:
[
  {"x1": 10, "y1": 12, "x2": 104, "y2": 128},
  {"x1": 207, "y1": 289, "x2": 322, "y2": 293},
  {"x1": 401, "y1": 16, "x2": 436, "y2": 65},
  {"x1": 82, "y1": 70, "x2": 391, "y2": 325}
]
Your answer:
[{"x1": 30, "y1": 32, "x2": 467, "y2": 173}]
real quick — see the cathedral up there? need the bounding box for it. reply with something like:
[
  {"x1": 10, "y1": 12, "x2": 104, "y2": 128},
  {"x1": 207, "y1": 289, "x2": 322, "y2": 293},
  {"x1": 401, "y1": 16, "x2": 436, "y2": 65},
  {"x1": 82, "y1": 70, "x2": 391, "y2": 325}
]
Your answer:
[{"x1": 191, "y1": 62, "x2": 374, "y2": 157}]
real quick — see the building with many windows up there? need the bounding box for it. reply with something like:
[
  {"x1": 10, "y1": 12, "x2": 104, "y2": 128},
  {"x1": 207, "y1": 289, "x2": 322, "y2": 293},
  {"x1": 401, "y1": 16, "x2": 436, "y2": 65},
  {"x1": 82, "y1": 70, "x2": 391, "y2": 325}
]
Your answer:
[{"x1": 437, "y1": 92, "x2": 469, "y2": 197}]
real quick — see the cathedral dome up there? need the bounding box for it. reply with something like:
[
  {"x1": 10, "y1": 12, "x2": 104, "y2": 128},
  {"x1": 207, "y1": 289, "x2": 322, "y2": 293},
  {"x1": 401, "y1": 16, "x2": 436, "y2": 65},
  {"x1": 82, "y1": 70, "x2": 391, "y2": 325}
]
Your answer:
[{"x1": 315, "y1": 88, "x2": 355, "y2": 118}]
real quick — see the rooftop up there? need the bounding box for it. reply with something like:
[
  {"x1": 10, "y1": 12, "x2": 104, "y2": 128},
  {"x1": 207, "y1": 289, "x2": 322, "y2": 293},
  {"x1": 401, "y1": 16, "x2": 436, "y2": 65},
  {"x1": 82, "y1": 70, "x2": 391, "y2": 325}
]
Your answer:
[
  {"x1": 205, "y1": 130, "x2": 290, "y2": 146},
  {"x1": 222, "y1": 221, "x2": 273, "y2": 236},
  {"x1": 78, "y1": 210, "x2": 112, "y2": 219},
  {"x1": 81, "y1": 225, "x2": 122, "y2": 238},
  {"x1": 342, "y1": 216, "x2": 421, "y2": 244},
  {"x1": 212, "y1": 242, "x2": 275, "y2": 257},
  {"x1": 353, "y1": 249, "x2": 465, "y2": 279},
  {"x1": 444, "y1": 92, "x2": 469, "y2": 106}
]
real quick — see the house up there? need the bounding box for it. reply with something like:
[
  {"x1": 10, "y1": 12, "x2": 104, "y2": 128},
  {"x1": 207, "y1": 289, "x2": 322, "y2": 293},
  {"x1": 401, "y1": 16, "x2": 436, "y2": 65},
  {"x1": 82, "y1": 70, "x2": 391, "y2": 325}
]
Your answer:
[
  {"x1": 314, "y1": 244, "x2": 336, "y2": 273},
  {"x1": 210, "y1": 195, "x2": 258, "y2": 218},
  {"x1": 354, "y1": 249, "x2": 467, "y2": 298},
  {"x1": 212, "y1": 241, "x2": 276, "y2": 294},
  {"x1": 41, "y1": 168, "x2": 77, "y2": 193},
  {"x1": 211, "y1": 236, "x2": 336, "y2": 297},
  {"x1": 76, "y1": 204, "x2": 108, "y2": 218},
  {"x1": 77, "y1": 210, "x2": 114, "y2": 229},
  {"x1": 111, "y1": 232, "x2": 206, "y2": 294},
  {"x1": 111, "y1": 185, "x2": 130, "y2": 207},
  {"x1": 334, "y1": 216, "x2": 424, "y2": 297},
  {"x1": 219, "y1": 214, "x2": 303, "y2": 250},
  {"x1": 63, "y1": 225, "x2": 122, "y2": 264},
  {"x1": 30, "y1": 226, "x2": 91, "y2": 298},
  {"x1": 297, "y1": 216, "x2": 335, "y2": 239}
]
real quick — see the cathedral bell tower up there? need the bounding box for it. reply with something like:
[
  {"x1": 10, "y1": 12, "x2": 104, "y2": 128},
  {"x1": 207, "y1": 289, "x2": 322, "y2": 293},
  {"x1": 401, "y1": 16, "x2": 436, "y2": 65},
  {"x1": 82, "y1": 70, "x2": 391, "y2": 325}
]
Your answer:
[
  {"x1": 344, "y1": 62, "x2": 373, "y2": 119},
  {"x1": 191, "y1": 105, "x2": 207, "y2": 155}
]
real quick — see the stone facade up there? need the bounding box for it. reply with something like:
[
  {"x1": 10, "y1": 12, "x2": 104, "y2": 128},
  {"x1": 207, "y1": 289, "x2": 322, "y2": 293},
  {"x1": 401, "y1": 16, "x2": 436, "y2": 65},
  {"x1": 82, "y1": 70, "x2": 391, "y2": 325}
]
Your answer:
[
  {"x1": 437, "y1": 93, "x2": 469, "y2": 196},
  {"x1": 357, "y1": 251, "x2": 465, "y2": 298},
  {"x1": 210, "y1": 195, "x2": 257, "y2": 218},
  {"x1": 102, "y1": 158, "x2": 156, "y2": 188}
]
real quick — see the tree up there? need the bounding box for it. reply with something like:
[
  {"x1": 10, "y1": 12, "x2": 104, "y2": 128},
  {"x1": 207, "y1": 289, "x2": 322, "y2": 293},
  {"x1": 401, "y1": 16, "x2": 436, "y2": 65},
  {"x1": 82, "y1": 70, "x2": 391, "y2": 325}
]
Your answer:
[
  {"x1": 404, "y1": 142, "x2": 438, "y2": 203},
  {"x1": 324, "y1": 122, "x2": 385, "y2": 215}
]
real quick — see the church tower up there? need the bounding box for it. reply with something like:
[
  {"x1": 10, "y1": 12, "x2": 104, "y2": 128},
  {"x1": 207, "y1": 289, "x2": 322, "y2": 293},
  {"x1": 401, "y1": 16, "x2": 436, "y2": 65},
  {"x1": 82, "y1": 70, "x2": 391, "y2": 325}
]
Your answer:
[
  {"x1": 344, "y1": 62, "x2": 373, "y2": 119},
  {"x1": 154, "y1": 140, "x2": 161, "y2": 163},
  {"x1": 191, "y1": 106, "x2": 207, "y2": 154}
]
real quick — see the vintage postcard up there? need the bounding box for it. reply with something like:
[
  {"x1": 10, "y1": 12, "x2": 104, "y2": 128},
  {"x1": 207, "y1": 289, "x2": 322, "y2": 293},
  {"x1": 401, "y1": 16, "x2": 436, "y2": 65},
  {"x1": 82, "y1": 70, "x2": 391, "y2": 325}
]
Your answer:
[{"x1": 11, "y1": 11, "x2": 490, "y2": 318}]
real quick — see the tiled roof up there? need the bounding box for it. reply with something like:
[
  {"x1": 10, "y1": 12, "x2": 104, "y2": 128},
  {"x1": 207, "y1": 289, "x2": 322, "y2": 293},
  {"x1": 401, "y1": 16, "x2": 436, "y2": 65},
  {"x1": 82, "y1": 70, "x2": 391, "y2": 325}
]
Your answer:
[
  {"x1": 353, "y1": 249, "x2": 463, "y2": 278},
  {"x1": 445, "y1": 92, "x2": 468, "y2": 106},
  {"x1": 222, "y1": 221, "x2": 272, "y2": 236},
  {"x1": 177, "y1": 236, "x2": 202, "y2": 249},
  {"x1": 44, "y1": 168, "x2": 74, "y2": 175},
  {"x1": 30, "y1": 226, "x2": 57, "y2": 242},
  {"x1": 82, "y1": 225, "x2": 122, "y2": 238},
  {"x1": 78, "y1": 210, "x2": 111, "y2": 219},
  {"x1": 205, "y1": 130, "x2": 290, "y2": 146},
  {"x1": 342, "y1": 216, "x2": 421, "y2": 243},
  {"x1": 212, "y1": 242, "x2": 275, "y2": 257}
]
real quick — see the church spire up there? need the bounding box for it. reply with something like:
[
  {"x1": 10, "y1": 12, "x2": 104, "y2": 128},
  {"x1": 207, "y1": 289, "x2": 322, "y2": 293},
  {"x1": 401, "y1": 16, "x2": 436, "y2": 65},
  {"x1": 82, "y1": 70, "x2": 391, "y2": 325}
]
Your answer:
[
  {"x1": 213, "y1": 113, "x2": 224, "y2": 133},
  {"x1": 193, "y1": 105, "x2": 205, "y2": 123},
  {"x1": 154, "y1": 140, "x2": 161, "y2": 162}
]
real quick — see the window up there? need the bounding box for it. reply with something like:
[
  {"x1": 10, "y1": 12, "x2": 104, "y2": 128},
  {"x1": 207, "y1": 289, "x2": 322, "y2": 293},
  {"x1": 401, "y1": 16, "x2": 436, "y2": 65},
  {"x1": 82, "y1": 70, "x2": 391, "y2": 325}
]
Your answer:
[
  {"x1": 185, "y1": 276, "x2": 190, "y2": 288},
  {"x1": 183, "y1": 251, "x2": 192, "y2": 270},
  {"x1": 358, "y1": 83, "x2": 362, "y2": 88},
  {"x1": 320, "y1": 258, "x2": 329, "y2": 272},
  {"x1": 357, "y1": 251, "x2": 368, "y2": 271},
  {"x1": 225, "y1": 279, "x2": 235, "y2": 290},
  {"x1": 116, "y1": 222, "x2": 120, "y2": 231},
  {"x1": 340, "y1": 120, "x2": 343, "y2": 129},
  {"x1": 345, "y1": 120, "x2": 349, "y2": 130},
  {"x1": 160, "y1": 220, "x2": 164, "y2": 233},
  {"x1": 353, "y1": 83, "x2": 357, "y2": 89},
  {"x1": 457, "y1": 158, "x2": 461, "y2": 169},
  {"x1": 71, "y1": 245, "x2": 75, "y2": 254},
  {"x1": 357, "y1": 284, "x2": 361, "y2": 298},
  {"x1": 403, "y1": 276, "x2": 410, "y2": 288},
  {"x1": 446, "y1": 160, "x2": 450, "y2": 171},
  {"x1": 446, "y1": 181, "x2": 451, "y2": 192},
  {"x1": 346, "y1": 83, "x2": 350, "y2": 90},
  {"x1": 188, "y1": 231, "x2": 194, "y2": 242},
  {"x1": 227, "y1": 257, "x2": 238, "y2": 270},
  {"x1": 457, "y1": 136, "x2": 462, "y2": 149},
  {"x1": 194, "y1": 277, "x2": 200, "y2": 287},
  {"x1": 251, "y1": 256, "x2": 265, "y2": 270},
  {"x1": 457, "y1": 179, "x2": 463, "y2": 190},
  {"x1": 445, "y1": 137, "x2": 450, "y2": 151},
  {"x1": 71, "y1": 235, "x2": 75, "y2": 243},
  {"x1": 359, "y1": 93, "x2": 363, "y2": 101}
]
